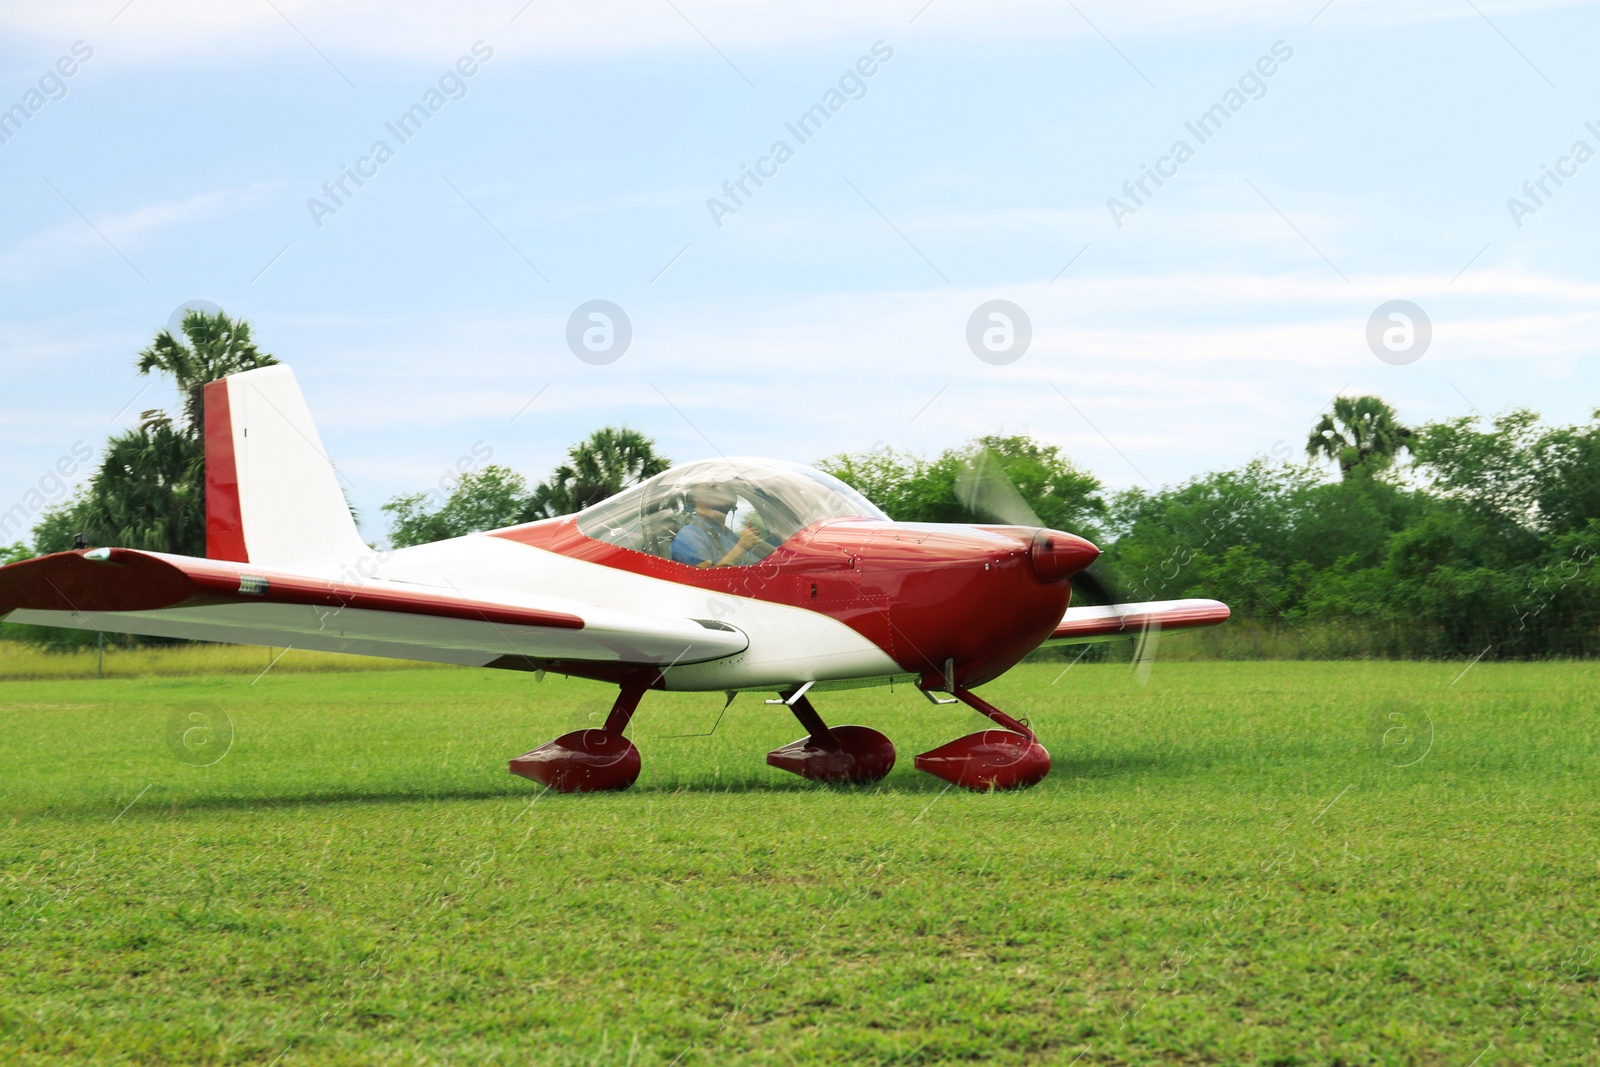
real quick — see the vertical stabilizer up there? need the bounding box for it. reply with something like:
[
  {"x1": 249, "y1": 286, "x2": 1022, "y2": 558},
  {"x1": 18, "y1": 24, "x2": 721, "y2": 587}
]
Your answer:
[{"x1": 204, "y1": 365, "x2": 367, "y2": 569}]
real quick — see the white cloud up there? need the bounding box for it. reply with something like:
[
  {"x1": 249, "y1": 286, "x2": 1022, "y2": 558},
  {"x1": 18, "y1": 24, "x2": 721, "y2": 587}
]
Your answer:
[
  {"x1": 0, "y1": 183, "x2": 279, "y2": 282},
  {"x1": 3, "y1": 0, "x2": 1590, "y2": 64},
  {"x1": 254, "y1": 261, "x2": 1600, "y2": 502}
]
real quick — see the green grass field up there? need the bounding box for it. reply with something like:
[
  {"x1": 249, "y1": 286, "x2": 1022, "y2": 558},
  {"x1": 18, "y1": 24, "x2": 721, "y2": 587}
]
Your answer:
[
  {"x1": 0, "y1": 640, "x2": 443, "y2": 682},
  {"x1": 2, "y1": 656, "x2": 1597, "y2": 1065}
]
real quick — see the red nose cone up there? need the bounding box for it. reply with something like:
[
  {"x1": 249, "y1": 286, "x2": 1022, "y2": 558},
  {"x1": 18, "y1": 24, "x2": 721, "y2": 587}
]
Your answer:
[{"x1": 1030, "y1": 528, "x2": 1099, "y2": 584}]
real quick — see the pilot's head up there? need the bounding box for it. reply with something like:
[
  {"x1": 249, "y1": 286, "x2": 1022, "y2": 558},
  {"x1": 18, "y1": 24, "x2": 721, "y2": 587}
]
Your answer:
[{"x1": 689, "y1": 483, "x2": 737, "y2": 518}]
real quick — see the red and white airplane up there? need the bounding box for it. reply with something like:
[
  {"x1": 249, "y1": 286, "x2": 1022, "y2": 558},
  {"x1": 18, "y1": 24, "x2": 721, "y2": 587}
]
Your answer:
[{"x1": 0, "y1": 366, "x2": 1229, "y2": 792}]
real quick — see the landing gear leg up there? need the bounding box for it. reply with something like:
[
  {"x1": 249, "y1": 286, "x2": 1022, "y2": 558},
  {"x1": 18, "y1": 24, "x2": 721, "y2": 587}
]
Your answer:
[
  {"x1": 509, "y1": 672, "x2": 652, "y2": 792},
  {"x1": 914, "y1": 687, "x2": 1052, "y2": 791},
  {"x1": 766, "y1": 688, "x2": 896, "y2": 785}
]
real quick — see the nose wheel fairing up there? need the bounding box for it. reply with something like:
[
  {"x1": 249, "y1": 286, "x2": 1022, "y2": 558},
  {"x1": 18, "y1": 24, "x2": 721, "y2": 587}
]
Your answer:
[
  {"x1": 913, "y1": 730, "x2": 1051, "y2": 791},
  {"x1": 912, "y1": 687, "x2": 1051, "y2": 791}
]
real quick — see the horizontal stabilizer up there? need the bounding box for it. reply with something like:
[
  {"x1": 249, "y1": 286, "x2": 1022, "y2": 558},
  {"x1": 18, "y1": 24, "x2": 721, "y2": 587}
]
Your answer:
[{"x1": 0, "y1": 549, "x2": 748, "y2": 670}]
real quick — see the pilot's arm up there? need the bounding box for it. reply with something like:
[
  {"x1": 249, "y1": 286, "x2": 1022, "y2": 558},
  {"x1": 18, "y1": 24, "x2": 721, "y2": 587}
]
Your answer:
[
  {"x1": 720, "y1": 525, "x2": 765, "y2": 566},
  {"x1": 671, "y1": 523, "x2": 763, "y2": 567},
  {"x1": 670, "y1": 525, "x2": 710, "y2": 566}
]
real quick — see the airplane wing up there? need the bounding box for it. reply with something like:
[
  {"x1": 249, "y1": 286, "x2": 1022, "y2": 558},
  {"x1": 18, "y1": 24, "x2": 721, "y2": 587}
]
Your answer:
[
  {"x1": 1046, "y1": 598, "x2": 1231, "y2": 644},
  {"x1": 0, "y1": 549, "x2": 748, "y2": 670}
]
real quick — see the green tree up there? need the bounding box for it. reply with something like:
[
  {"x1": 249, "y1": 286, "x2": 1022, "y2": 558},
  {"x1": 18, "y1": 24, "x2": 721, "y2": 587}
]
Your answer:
[
  {"x1": 33, "y1": 311, "x2": 276, "y2": 556},
  {"x1": 384, "y1": 466, "x2": 537, "y2": 548},
  {"x1": 1409, "y1": 410, "x2": 1543, "y2": 560},
  {"x1": 819, "y1": 435, "x2": 1105, "y2": 536},
  {"x1": 1532, "y1": 413, "x2": 1600, "y2": 538},
  {"x1": 1400, "y1": 409, "x2": 1600, "y2": 656},
  {"x1": 1103, "y1": 459, "x2": 1323, "y2": 608},
  {"x1": 813, "y1": 447, "x2": 928, "y2": 520},
  {"x1": 383, "y1": 428, "x2": 672, "y2": 547},
  {"x1": 1307, "y1": 396, "x2": 1414, "y2": 478},
  {"x1": 529, "y1": 427, "x2": 672, "y2": 517},
  {"x1": 137, "y1": 310, "x2": 277, "y2": 437},
  {"x1": 952, "y1": 435, "x2": 1106, "y2": 536}
]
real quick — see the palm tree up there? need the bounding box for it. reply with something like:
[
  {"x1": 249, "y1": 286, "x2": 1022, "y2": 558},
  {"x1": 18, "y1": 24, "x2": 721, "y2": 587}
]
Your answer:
[
  {"x1": 33, "y1": 310, "x2": 276, "y2": 556},
  {"x1": 534, "y1": 428, "x2": 671, "y2": 515},
  {"x1": 136, "y1": 309, "x2": 277, "y2": 438},
  {"x1": 1307, "y1": 395, "x2": 1414, "y2": 478},
  {"x1": 87, "y1": 414, "x2": 208, "y2": 556},
  {"x1": 33, "y1": 413, "x2": 206, "y2": 557}
]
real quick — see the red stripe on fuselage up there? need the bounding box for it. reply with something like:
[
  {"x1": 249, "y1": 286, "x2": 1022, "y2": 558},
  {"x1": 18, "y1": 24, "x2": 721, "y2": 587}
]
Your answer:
[
  {"x1": 492, "y1": 518, "x2": 1069, "y2": 688},
  {"x1": 204, "y1": 379, "x2": 249, "y2": 563}
]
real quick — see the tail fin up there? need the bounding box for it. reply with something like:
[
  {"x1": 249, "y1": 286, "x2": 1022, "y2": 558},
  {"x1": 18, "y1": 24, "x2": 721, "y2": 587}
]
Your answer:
[{"x1": 204, "y1": 365, "x2": 368, "y2": 569}]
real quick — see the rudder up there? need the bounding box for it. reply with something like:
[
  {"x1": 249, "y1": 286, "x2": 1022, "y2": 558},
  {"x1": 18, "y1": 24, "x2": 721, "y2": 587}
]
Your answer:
[{"x1": 204, "y1": 365, "x2": 367, "y2": 569}]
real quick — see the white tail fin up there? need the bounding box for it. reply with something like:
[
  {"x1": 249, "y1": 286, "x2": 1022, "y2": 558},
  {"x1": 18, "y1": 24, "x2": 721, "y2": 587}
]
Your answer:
[{"x1": 204, "y1": 365, "x2": 368, "y2": 569}]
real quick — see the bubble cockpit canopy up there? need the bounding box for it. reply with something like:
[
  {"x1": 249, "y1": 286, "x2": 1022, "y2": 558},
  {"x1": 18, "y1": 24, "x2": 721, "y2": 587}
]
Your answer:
[{"x1": 574, "y1": 458, "x2": 888, "y2": 566}]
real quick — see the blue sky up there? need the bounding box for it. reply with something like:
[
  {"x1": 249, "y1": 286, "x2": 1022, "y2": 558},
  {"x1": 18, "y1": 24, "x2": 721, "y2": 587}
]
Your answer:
[{"x1": 2, "y1": 0, "x2": 1597, "y2": 545}]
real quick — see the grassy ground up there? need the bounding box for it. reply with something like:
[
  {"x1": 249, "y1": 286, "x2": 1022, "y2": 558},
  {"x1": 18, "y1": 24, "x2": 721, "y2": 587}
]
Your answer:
[
  {"x1": 0, "y1": 640, "x2": 440, "y2": 681},
  {"x1": 1, "y1": 658, "x2": 1596, "y2": 1065}
]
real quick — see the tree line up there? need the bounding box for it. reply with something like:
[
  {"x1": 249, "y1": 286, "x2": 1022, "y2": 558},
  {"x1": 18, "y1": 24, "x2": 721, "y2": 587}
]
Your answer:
[
  {"x1": 816, "y1": 400, "x2": 1600, "y2": 659},
  {"x1": 6, "y1": 311, "x2": 1596, "y2": 659}
]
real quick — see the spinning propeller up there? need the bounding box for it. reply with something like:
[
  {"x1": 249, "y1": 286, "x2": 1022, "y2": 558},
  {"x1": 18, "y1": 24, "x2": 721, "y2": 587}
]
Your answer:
[{"x1": 955, "y1": 448, "x2": 1161, "y2": 677}]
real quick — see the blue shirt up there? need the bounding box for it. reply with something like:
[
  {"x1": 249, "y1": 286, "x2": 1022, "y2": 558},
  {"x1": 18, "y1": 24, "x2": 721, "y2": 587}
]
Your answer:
[{"x1": 671, "y1": 514, "x2": 744, "y2": 566}]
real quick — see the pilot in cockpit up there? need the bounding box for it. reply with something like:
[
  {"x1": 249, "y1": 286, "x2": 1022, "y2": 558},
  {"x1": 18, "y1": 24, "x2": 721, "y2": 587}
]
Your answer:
[{"x1": 670, "y1": 483, "x2": 768, "y2": 567}]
